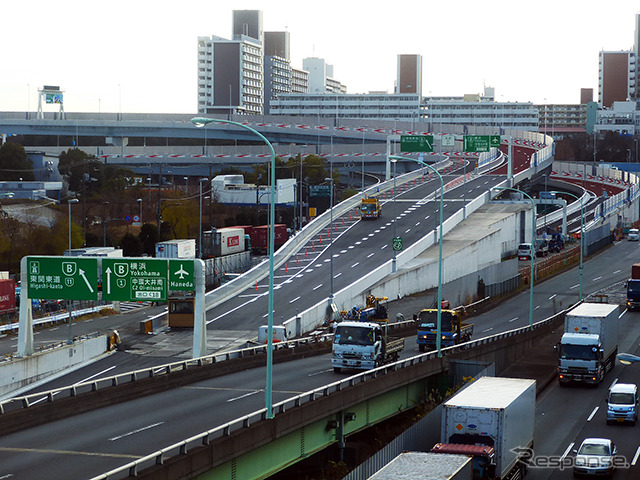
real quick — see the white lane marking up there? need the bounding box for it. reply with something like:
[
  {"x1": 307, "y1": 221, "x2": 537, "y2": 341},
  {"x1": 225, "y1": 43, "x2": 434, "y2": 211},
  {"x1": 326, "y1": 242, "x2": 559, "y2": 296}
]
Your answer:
[
  {"x1": 592, "y1": 276, "x2": 602, "y2": 282},
  {"x1": 587, "y1": 406, "x2": 599, "y2": 422},
  {"x1": 609, "y1": 378, "x2": 619, "y2": 390},
  {"x1": 561, "y1": 443, "x2": 575, "y2": 461},
  {"x1": 632, "y1": 446, "x2": 640, "y2": 466},
  {"x1": 405, "y1": 229, "x2": 411, "y2": 234},
  {"x1": 569, "y1": 284, "x2": 579, "y2": 290},
  {"x1": 534, "y1": 305, "x2": 540, "y2": 310},
  {"x1": 334, "y1": 273, "x2": 342, "y2": 279},
  {"x1": 289, "y1": 296, "x2": 300, "y2": 304},
  {"x1": 313, "y1": 284, "x2": 323, "y2": 291},
  {"x1": 32, "y1": 365, "x2": 118, "y2": 405},
  {"x1": 482, "y1": 327, "x2": 494, "y2": 333},
  {"x1": 351, "y1": 262, "x2": 359, "y2": 268},
  {"x1": 613, "y1": 269, "x2": 621, "y2": 275},
  {"x1": 340, "y1": 250, "x2": 347, "y2": 254},
  {"x1": 415, "y1": 222, "x2": 420, "y2": 226},
  {"x1": 50, "y1": 327, "x2": 58, "y2": 331},
  {"x1": 355, "y1": 241, "x2": 362, "y2": 245},
  {"x1": 381, "y1": 244, "x2": 388, "y2": 249},
  {"x1": 549, "y1": 294, "x2": 556, "y2": 300},
  {"x1": 367, "y1": 253, "x2": 374, "y2": 258},
  {"x1": 308, "y1": 369, "x2": 334, "y2": 377},
  {"x1": 508, "y1": 317, "x2": 518, "y2": 323},
  {"x1": 227, "y1": 390, "x2": 261, "y2": 403},
  {"x1": 619, "y1": 309, "x2": 627, "y2": 319},
  {"x1": 109, "y1": 422, "x2": 164, "y2": 441}
]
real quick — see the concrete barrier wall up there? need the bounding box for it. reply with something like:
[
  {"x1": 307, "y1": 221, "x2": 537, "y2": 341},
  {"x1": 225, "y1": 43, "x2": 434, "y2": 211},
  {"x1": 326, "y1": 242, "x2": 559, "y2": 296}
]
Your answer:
[{"x1": 0, "y1": 335, "x2": 110, "y2": 400}]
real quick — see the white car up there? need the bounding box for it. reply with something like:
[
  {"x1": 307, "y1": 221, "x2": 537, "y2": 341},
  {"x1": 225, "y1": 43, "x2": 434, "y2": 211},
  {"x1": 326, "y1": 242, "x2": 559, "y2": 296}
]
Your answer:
[
  {"x1": 517, "y1": 243, "x2": 533, "y2": 260},
  {"x1": 573, "y1": 438, "x2": 616, "y2": 478},
  {"x1": 629, "y1": 228, "x2": 639, "y2": 241}
]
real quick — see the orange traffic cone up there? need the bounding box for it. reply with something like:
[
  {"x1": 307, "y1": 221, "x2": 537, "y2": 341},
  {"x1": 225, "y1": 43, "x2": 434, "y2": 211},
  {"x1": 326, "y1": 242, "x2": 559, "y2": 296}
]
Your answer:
[
  {"x1": 296, "y1": 255, "x2": 299, "y2": 265},
  {"x1": 285, "y1": 263, "x2": 288, "y2": 273},
  {"x1": 255, "y1": 282, "x2": 258, "y2": 291}
]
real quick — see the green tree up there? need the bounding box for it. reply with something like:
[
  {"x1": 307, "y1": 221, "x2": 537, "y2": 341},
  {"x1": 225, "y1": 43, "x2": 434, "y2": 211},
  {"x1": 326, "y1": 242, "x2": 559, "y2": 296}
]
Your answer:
[
  {"x1": 120, "y1": 232, "x2": 143, "y2": 257},
  {"x1": 139, "y1": 223, "x2": 158, "y2": 256},
  {"x1": 0, "y1": 143, "x2": 35, "y2": 181}
]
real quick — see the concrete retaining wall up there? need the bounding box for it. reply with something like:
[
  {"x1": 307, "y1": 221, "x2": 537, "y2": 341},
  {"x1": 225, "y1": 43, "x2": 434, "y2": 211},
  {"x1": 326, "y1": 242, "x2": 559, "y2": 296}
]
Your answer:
[{"x1": 0, "y1": 335, "x2": 110, "y2": 400}]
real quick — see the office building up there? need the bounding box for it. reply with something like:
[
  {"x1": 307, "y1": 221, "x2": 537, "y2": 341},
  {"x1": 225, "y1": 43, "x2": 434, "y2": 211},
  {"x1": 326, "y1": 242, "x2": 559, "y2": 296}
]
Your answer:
[
  {"x1": 598, "y1": 50, "x2": 635, "y2": 107},
  {"x1": 580, "y1": 88, "x2": 593, "y2": 104}
]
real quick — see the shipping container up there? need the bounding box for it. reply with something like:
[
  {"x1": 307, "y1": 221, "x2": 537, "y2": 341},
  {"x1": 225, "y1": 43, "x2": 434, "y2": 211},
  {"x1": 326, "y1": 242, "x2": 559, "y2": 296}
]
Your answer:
[
  {"x1": 370, "y1": 452, "x2": 472, "y2": 480},
  {"x1": 0, "y1": 278, "x2": 16, "y2": 314},
  {"x1": 632, "y1": 263, "x2": 640, "y2": 279},
  {"x1": 202, "y1": 227, "x2": 245, "y2": 258},
  {"x1": 250, "y1": 224, "x2": 288, "y2": 253},
  {"x1": 155, "y1": 239, "x2": 196, "y2": 259},
  {"x1": 436, "y1": 377, "x2": 536, "y2": 480}
]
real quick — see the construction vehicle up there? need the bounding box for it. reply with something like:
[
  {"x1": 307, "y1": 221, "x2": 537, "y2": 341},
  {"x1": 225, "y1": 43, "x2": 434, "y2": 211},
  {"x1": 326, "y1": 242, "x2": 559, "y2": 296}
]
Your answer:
[
  {"x1": 341, "y1": 295, "x2": 389, "y2": 323},
  {"x1": 360, "y1": 196, "x2": 382, "y2": 219},
  {"x1": 331, "y1": 321, "x2": 404, "y2": 372},
  {"x1": 414, "y1": 301, "x2": 473, "y2": 352}
]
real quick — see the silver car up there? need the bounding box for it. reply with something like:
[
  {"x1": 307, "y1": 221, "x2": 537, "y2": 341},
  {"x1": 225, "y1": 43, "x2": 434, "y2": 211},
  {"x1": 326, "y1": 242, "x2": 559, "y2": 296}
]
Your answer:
[{"x1": 573, "y1": 438, "x2": 616, "y2": 478}]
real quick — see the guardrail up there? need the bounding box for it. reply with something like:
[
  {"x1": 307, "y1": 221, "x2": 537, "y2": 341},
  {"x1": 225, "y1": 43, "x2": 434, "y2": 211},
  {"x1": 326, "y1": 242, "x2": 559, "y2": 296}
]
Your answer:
[
  {"x1": 0, "y1": 304, "x2": 114, "y2": 334},
  {"x1": 88, "y1": 307, "x2": 568, "y2": 480}
]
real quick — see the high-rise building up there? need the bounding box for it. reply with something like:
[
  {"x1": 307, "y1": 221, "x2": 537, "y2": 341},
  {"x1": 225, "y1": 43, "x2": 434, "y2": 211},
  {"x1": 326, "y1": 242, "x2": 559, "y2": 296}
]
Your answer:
[
  {"x1": 396, "y1": 54, "x2": 422, "y2": 96},
  {"x1": 598, "y1": 50, "x2": 635, "y2": 107},
  {"x1": 580, "y1": 88, "x2": 594, "y2": 104},
  {"x1": 303, "y1": 58, "x2": 346, "y2": 94}
]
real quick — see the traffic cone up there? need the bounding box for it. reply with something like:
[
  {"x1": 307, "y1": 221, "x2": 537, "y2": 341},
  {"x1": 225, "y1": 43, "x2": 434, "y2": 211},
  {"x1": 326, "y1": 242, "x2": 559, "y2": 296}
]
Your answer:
[
  {"x1": 285, "y1": 263, "x2": 288, "y2": 273},
  {"x1": 334, "y1": 223, "x2": 337, "y2": 231},
  {"x1": 296, "y1": 255, "x2": 299, "y2": 265},
  {"x1": 312, "y1": 241, "x2": 315, "y2": 250},
  {"x1": 342, "y1": 218, "x2": 344, "y2": 226},
  {"x1": 255, "y1": 282, "x2": 258, "y2": 291},
  {"x1": 305, "y1": 248, "x2": 308, "y2": 257}
]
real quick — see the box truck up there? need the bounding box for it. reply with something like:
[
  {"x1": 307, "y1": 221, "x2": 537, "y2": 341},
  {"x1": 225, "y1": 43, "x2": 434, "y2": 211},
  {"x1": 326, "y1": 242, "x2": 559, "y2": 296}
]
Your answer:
[
  {"x1": 557, "y1": 303, "x2": 619, "y2": 385},
  {"x1": 626, "y1": 263, "x2": 640, "y2": 310},
  {"x1": 202, "y1": 227, "x2": 246, "y2": 258},
  {"x1": 431, "y1": 377, "x2": 536, "y2": 480}
]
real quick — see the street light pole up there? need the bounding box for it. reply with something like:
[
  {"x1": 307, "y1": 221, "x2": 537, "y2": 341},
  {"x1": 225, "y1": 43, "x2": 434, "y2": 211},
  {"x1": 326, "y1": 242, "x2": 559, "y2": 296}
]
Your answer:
[
  {"x1": 493, "y1": 186, "x2": 536, "y2": 329},
  {"x1": 390, "y1": 158, "x2": 398, "y2": 273},
  {"x1": 199, "y1": 178, "x2": 207, "y2": 259},
  {"x1": 137, "y1": 198, "x2": 142, "y2": 226},
  {"x1": 325, "y1": 177, "x2": 334, "y2": 303},
  {"x1": 191, "y1": 116, "x2": 277, "y2": 419},
  {"x1": 551, "y1": 191, "x2": 584, "y2": 301},
  {"x1": 390, "y1": 155, "x2": 443, "y2": 356},
  {"x1": 68, "y1": 199, "x2": 79, "y2": 251}
]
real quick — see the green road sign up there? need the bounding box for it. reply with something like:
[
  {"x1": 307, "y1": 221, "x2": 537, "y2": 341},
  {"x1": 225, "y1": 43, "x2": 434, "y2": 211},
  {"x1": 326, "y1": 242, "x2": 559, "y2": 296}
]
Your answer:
[
  {"x1": 27, "y1": 256, "x2": 98, "y2": 300},
  {"x1": 309, "y1": 185, "x2": 331, "y2": 197},
  {"x1": 401, "y1": 135, "x2": 434, "y2": 152},
  {"x1": 102, "y1": 258, "x2": 168, "y2": 301},
  {"x1": 392, "y1": 237, "x2": 403, "y2": 251},
  {"x1": 463, "y1": 135, "x2": 501, "y2": 153},
  {"x1": 169, "y1": 259, "x2": 195, "y2": 291}
]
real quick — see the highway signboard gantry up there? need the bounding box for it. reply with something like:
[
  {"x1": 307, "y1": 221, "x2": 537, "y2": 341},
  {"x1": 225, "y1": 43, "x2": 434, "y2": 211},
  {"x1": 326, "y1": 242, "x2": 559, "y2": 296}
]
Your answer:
[
  {"x1": 400, "y1": 135, "x2": 434, "y2": 152},
  {"x1": 27, "y1": 256, "x2": 98, "y2": 300},
  {"x1": 463, "y1": 135, "x2": 501, "y2": 153}
]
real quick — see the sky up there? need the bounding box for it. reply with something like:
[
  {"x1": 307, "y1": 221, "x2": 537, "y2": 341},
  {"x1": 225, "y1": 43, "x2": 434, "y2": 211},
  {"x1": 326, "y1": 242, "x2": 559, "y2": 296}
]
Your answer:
[{"x1": 2, "y1": 1, "x2": 639, "y2": 114}]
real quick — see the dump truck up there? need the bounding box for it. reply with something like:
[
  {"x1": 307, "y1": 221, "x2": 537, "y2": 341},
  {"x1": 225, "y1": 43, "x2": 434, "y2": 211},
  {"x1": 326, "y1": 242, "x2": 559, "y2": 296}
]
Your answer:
[
  {"x1": 557, "y1": 302, "x2": 619, "y2": 385},
  {"x1": 431, "y1": 377, "x2": 536, "y2": 480},
  {"x1": 360, "y1": 196, "x2": 382, "y2": 219},
  {"x1": 331, "y1": 321, "x2": 404, "y2": 373},
  {"x1": 415, "y1": 302, "x2": 473, "y2": 352}
]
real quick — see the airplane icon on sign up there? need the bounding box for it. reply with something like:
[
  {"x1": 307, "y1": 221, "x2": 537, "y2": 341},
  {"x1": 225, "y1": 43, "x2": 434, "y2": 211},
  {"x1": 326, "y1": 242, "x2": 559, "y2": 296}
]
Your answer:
[{"x1": 174, "y1": 264, "x2": 188, "y2": 279}]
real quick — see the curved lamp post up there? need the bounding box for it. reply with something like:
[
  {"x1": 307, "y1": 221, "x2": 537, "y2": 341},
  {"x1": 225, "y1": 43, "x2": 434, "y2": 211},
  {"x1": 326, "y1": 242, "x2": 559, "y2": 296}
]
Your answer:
[
  {"x1": 325, "y1": 177, "x2": 334, "y2": 304},
  {"x1": 390, "y1": 155, "x2": 444, "y2": 357},
  {"x1": 493, "y1": 186, "x2": 535, "y2": 330},
  {"x1": 550, "y1": 190, "x2": 583, "y2": 301},
  {"x1": 191, "y1": 116, "x2": 277, "y2": 419}
]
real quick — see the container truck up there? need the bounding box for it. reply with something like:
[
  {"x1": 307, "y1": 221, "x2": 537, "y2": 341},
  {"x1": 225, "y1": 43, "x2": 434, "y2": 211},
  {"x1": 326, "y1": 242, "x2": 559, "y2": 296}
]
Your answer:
[
  {"x1": 415, "y1": 304, "x2": 473, "y2": 352},
  {"x1": 250, "y1": 224, "x2": 288, "y2": 253},
  {"x1": 431, "y1": 376, "x2": 536, "y2": 480},
  {"x1": 331, "y1": 321, "x2": 404, "y2": 373},
  {"x1": 369, "y1": 452, "x2": 472, "y2": 480},
  {"x1": 155, "y1": 239, "x2": 196, "y2": 259},
  {"x1": 626, "y1": 263, "x2": 640, "y2": 310},
  {"x1": 360, "y1": 196, "x2": 382, "y2": 219},
  {"x1": 0, "y1": 278, "x2": 16, "y2": 315},
  {"x1": 557, "y1": 302, "x2": 619, "y2": 385},
  {"x1": 202, "y1": 227, "x2": 246, "y2": 258}
]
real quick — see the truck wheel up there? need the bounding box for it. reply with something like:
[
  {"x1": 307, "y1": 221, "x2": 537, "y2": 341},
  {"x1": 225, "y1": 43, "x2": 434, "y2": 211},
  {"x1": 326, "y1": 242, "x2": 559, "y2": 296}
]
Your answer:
[
  {"x1": 333, "y1": 367, "x2": 341, "y2": 373},
  {"x1": 419, "y1": 344, "x2": 426, "y2": 353}
]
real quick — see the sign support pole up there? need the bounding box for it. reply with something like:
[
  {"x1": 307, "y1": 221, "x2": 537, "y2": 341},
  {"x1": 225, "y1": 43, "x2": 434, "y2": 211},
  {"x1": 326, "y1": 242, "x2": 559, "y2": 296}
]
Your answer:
[
  {"x1": 192, "y1": 259, "x2": 207, "y2": 358},
  {"x1": 18, "y1": 256, "x2": 34, "y2": 356}
]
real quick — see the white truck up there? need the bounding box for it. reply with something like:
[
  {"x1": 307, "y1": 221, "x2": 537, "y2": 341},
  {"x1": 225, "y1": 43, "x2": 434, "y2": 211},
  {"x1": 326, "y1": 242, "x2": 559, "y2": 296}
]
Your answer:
[
  {"x1": 331, "y1": 321, "x2": 404, "y2": 373},
  {"x1": 369, "y1": 452, "x2": 472, "y2": 480},
  {"x1": 155, "y1": 239, "x2": 196, "y2": 259},
  {"x1": 557, "y1": 303, "x2": 619, "y2": 385},
  {"x1": 431, "y1": 377, "x2": 536, "y2": 480}
]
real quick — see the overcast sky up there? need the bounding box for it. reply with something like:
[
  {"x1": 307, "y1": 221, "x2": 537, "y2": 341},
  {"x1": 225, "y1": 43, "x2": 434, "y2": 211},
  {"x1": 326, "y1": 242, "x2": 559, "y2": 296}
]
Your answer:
[{"x1": 2, "y1": 1, "x2": 638, "y2": 114}]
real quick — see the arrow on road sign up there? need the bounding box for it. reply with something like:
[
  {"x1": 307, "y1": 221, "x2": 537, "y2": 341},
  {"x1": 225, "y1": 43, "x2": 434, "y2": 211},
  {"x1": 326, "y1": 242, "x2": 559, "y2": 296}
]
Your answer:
[{"x1": 79, "y1": 269, "x2": 94, "y2": 293}]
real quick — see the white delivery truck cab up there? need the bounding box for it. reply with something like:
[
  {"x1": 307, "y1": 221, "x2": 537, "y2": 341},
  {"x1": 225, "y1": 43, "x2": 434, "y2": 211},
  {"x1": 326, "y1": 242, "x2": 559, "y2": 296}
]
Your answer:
[{"x1": 607, "y1": 383, "x2": 638, "y2": 425}]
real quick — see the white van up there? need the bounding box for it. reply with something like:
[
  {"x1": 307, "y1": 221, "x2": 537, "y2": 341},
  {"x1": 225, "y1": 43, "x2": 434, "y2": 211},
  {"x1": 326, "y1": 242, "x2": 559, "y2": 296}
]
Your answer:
[
  {"x1": 629, "y1": 228, "x2": 639, "y2": 241},
  {"x1": 606, "y1": 383, "x2": 638, "y2": 424},
  {"x1": 517, "y1": 243, "x2": 533, "y2": 260}
]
